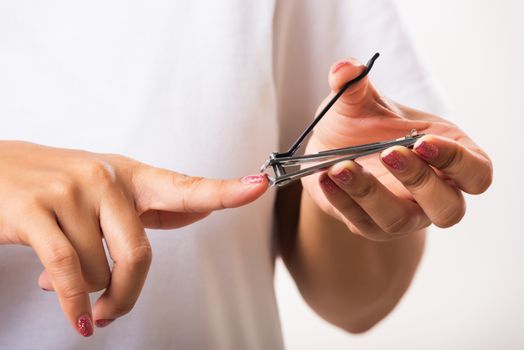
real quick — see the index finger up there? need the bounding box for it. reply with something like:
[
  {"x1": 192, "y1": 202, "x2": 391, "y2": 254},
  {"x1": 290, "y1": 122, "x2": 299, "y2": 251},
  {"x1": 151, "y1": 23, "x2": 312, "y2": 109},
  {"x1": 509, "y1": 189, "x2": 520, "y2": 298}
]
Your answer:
[{"x1": 133, "y1": 165, "x2": 269, "y2": 213}]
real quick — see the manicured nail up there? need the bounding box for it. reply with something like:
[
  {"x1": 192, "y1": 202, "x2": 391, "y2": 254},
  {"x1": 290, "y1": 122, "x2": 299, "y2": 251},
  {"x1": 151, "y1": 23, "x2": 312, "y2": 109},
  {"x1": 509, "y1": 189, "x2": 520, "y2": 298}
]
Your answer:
[
  {"x1": 77, "y1": 315, "x2": 93, "y2": 337},
  {"x1": 415, "y1": 141, "x2": 439, "y2": 159},
  {"x1": 333, "y1": 168, "x2": 353, "y2": 184},
  {"x1": 382, "y1": 150, "x2": 407, "y2": 171},
  {"x1": 95, "y1": 319, "x2": 115, "y2": 328},
  {"x1": 320, "y1": 176, "x2": 338, "y2": 193},
  {"x1": 332, "y1": 61, "x2": 350, "y2": 74},
  {"x1": 241, "y1": 174, "x2": 267, "y2": 185}
]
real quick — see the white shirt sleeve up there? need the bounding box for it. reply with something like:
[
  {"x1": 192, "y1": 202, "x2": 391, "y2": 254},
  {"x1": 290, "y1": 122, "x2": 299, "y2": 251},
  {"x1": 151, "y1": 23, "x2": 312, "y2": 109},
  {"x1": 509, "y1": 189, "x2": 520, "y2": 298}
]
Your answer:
[{"x1": 273, "y1": 0, "x2": 448, "y2": 151}]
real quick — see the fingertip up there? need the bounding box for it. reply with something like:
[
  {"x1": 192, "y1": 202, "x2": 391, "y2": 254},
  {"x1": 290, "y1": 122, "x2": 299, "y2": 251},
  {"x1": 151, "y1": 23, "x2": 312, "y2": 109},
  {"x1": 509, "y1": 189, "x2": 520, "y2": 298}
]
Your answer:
[
  {"x1": 329, "y1": 57, "x2": 366, "y2": 91},
  {"x1": 95, "y1": 318, "x2": 115, "y2": 328},
  {"x1": 92, "y1": 298, "x2": 116, "y2": 330},
  {"x1": 77, "y1": 314, "x2": 94, "y2": 337},
  {"x1": 327, "y1": 57, "x2": 377, "y2": 115},
  {"x1": 221, "y1": 174, "x2": 269, "y2": 208},
  {"x1": 380, "y1": 146, "x2": 409, "y2": 172},
  {"x1": 38, "y1": 269, "x2": 54, "y2": 291},
  {"x1": 330, "y1": 57, "x2": 362, "y2": 75},
  {"x1": 328, "y1": 160, "x2": 360, "y2": 177},
  {"x1": 241, "y1": 174, "x2": 270, "y2": 195},
  {"x1": 64, "y1": 294, "x2": 94, "y2": 337},
  {"x1": 319, "y1": 172, "x2": 339, "y2": 194},
  {"x1": 70, "y1": 301, "x2": 94, "y2": 337},
  {"x1": 414, "y1": 135, "x2": 440, "y2": 160},
  {"x1": 240, "y1": 173, "x2": 269, "y2": 186},
  {"x1": 381, "y1": 145, "x2": 412, "y2": 157},
  {"x1": 413, "y1": 134, "x2": 436, "y2": 148}
]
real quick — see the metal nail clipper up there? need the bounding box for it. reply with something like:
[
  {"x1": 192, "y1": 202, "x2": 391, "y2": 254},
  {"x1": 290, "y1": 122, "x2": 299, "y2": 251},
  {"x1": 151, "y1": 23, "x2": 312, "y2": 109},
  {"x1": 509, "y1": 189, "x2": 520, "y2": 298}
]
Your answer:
[{"x1": 260, "y1": 52, "x2": 424, "y2": 187}]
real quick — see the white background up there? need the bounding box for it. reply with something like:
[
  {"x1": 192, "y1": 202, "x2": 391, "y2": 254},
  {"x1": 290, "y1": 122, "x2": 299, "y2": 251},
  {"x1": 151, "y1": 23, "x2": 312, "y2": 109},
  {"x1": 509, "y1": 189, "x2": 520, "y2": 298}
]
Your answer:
[{"x1": 275, "y1": 1, "x2": 524, "y2": 349}]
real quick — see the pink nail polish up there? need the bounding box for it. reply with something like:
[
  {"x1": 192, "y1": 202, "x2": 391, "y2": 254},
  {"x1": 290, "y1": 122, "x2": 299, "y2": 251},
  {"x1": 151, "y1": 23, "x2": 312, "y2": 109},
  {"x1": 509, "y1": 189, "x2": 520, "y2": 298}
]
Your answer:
[
  {"x1": 95, "y1": 319, "x2": 115, "y2": 328},
  {"x1": 320, "y1": 176, "x2": 338, "y2": 193},
  {"x1": 241, "y1": 174, "x2": 267, "y2": 185},
  {"x1": 77, "y1": 315, "x2": 93, "y2": 337},
  {"x1": 415, "y1": 141, "x2": 439, "y2": 159},
  {"x1": 382, "y1": 151, "x2": 407, "y2": 171},
  {"x1": 332, "y1": 61, "x2": 350, "y2": 74},
  {"x1": 333, "y1": 168, "x2": 353, "y2": 184}
]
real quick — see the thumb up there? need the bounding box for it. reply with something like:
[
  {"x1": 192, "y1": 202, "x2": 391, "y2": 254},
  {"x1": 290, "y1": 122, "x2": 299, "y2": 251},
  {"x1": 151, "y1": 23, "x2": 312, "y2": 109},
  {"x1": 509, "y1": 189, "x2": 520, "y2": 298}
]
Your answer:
[
  {"x1": 328, "y1": 57, "x2": 380, "y2": 116},
  {"x1": 133, "y1": 165, "x2": 269, "y2": 213}
]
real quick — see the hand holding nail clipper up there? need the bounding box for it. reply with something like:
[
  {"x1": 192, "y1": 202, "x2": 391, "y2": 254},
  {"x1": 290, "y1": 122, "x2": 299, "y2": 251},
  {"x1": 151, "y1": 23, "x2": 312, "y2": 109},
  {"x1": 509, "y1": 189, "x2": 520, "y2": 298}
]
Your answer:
[{"x1": 295, "y1": 55, "x2": 493, "y2": 241}]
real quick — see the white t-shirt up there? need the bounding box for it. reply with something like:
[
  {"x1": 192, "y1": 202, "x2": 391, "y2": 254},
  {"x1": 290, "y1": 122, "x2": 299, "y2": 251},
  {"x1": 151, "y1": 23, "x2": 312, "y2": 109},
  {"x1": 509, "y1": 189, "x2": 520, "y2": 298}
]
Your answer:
[{"x1": 0, "y1": 0, "x2": 446, "y2": 349}]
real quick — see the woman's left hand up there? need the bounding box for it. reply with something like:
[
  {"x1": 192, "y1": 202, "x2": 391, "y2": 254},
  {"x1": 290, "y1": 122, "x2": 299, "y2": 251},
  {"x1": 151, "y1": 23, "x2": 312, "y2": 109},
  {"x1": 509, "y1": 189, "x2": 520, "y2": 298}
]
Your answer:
[{"x1": 302, "y1": 57, "x2": 493, "y2": 241}]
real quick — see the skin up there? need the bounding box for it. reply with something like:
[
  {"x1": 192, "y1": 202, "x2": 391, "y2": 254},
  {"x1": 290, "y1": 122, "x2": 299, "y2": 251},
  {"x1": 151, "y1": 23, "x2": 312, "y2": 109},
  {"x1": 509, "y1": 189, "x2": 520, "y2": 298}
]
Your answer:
[
  {"x1": 0, "y1": 57, "x2": 492, "y2": 338},
  {"x1": 0, "y1": 141, "x2": 268, "y2": 336},
  {"x1": 276, "y1": 58, "x2": 493, "y2": 332}
]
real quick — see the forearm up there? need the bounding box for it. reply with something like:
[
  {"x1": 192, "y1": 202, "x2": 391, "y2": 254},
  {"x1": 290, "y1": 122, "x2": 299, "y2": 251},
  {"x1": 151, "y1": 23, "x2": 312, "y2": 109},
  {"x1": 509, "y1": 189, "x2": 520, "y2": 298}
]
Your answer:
[{"x1": 278, "y1": 184, "x2": 425, "y2": 333}]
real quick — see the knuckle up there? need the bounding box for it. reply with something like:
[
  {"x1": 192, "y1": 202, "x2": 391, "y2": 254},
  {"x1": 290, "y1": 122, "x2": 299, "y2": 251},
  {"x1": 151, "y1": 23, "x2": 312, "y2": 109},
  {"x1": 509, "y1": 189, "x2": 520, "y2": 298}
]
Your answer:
[
  {"x1": 85, "y1": 160, "x2": 116, "y2": 186},
  {"x1": 350, "y1": 217, "x2": 376, "y2": 233},
  {"x1": 440, "y1": 145, "x2": 464, "y2": 171},
  {"x1": 172, "y1": 173, "x2": 196, "y2": 188},
  {"x1": 433, "y1": 201, "x2": 466, "y2": 228},
  {"x1": 336, "y1": 199, "x2": 357, "y2": 216},
  {"x1": 402, "y1": 167, "x2": 431, "y2": 191},
  {"x1": 214, "y1": 179, "x2": 228, "y2": 210},
  {"x1": 47, "y1": 245, "x2": 79, "y2": 271},
  {"x1": 123, "y1": 242, "x2": 153, "y2": 269},
  {"x1": 49, "y1": 176, "x2": 78, "y2": 200},
  {"x1": 59, "y1": 284, "x2": 87, "y2": 302},
  {"x1": 363, "y1": 230, "x2": 395, "y2": 242},
  {"x1": 383, "y1": 214, "x2": 411, "y2": 234},
  {"x1": 172, "y1": 174, "x2": 205, "y2": 212},
  {"x1": 349, "y1": 179, "x2": 376, "y2": 199},
  {"x1": 103, "y1": 153, "x2": 131, "y2": 166}
]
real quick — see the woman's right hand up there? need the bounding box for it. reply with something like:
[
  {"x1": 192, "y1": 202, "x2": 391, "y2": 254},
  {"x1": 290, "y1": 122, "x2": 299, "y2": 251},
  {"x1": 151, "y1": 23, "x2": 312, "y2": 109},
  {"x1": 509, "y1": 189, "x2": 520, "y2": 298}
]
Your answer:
[{"x1": 0, "y1": 141, "x2": 268, "y2": 336}]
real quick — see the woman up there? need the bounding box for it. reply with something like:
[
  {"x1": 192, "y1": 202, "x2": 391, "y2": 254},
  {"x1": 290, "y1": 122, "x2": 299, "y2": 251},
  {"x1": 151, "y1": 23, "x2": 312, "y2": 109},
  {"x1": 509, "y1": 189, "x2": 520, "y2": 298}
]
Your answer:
[{"x1": 0, "y1": 0, "x2": 492, "y2": 348}]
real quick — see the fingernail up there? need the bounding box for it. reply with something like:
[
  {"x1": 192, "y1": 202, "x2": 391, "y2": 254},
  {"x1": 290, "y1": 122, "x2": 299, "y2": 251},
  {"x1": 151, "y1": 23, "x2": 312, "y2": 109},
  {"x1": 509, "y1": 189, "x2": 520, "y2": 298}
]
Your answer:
[
  {"x1": 41, "y1": 287, "x2": 51, "y2": 292},
  {"x1": 332, "y1": 61, "x2": 350, "y2": 74},
  {"x1": 382, "y1": 150, "x2": 407, "y2": 171},
  {"x1": 241, "y1": 174, "x2": 267, "y2": 185},
  {"x1": 77, "y1": 315, "x2": 93, "y2": 337},
  {"x1": 415, "y1": 141, "x2": 439, "y2": 159},
  {"x1": 333, "y1": 168, "x2": 353, "y2": 184},
  {"x1": 320, "y1": 176, "x2": 338, "y2": 193},
  {"x1": 95, "y1": 319, "x2": 115, "y2": 328}
]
